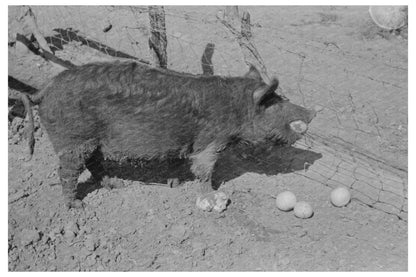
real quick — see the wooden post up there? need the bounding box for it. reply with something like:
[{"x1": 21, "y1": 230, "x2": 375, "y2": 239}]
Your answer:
[
  {"x1": 201, "y1": 43, "x2": 215, "y2": 75},
  {"x1": 148, "y1": 6, "x2": 168, "y2": 68}
]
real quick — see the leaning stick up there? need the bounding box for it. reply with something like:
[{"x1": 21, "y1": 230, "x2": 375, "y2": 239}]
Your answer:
[{"x1": 218, "y1": 9, "x2": 271, "y2": 83}]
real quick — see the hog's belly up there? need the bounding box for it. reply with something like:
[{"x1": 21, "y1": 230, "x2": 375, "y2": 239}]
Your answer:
[{"x1": 100, "y1": 119, "x2": 195, "y2": 161}]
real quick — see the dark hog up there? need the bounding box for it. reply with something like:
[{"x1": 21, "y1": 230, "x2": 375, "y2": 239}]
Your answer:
[{"x1": 21, "y1": 61, "x2": 316, "y2": 211}]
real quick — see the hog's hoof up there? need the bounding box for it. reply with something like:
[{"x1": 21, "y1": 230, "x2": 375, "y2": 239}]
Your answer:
[
  {"x1": 23, "y1": 154, "x2": 33, "y2": 162},
  {"x1": 65, "y1": 199, "x2": 85, "y2": 209},
  {"x1": 196, "y1": 191, "x2": 229, "y2": 212},
  {"x1": 167, "y1": 178, "x2": 180, "y2": 188}
]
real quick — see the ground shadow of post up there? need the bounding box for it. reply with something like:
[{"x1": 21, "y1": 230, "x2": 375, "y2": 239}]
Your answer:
[{"x1": 76, "y1": 144, "x2": 322, "y2": 199}]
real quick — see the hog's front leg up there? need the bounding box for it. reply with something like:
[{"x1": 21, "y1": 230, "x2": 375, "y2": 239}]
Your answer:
[{"x1": 190, "y1": 142, "x2": 229, "y2": 212}]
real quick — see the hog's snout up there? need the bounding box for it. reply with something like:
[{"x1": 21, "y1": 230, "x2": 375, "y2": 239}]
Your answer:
[
  {"x1": 289, "y1": 108, "x2": 316, "y2": 134},
  {"x1": 289, "y1": 120, "x2": 308, "y2": 134}
]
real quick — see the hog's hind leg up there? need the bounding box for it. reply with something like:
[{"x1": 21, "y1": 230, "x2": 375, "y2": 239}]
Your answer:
[
  {"x1": 85, "y1": 147, "x2": 106, "y2": 185},
  {"x1": 57, "y1": 140, "x2": 99, "y2": 209}
]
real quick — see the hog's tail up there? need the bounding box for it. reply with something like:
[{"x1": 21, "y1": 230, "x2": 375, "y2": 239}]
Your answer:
[
  {"x1": 20, "y1": 93, "x2": 35, "y2": 160},
  {"x1": 16, "y1": 81, "x2": 51, "y2": 160}
]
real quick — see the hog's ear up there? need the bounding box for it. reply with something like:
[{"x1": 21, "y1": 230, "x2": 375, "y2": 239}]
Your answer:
[
  {"x1": 253, "y1": 78, "x2": 280, "y2": 108},
  {"x1": 244, "y1": 65, "x2": 263, "y2": 81}
]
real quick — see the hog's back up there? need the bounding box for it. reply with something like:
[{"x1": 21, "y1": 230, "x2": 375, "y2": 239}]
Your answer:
[{"x1": 39, "y1": 62, "x2": 257, "y2": 159}]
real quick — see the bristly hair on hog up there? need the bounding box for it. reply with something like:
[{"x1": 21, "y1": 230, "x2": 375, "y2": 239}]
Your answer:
[{"x1": 18, "y1": 61, "x2": 316, "y2": 209}]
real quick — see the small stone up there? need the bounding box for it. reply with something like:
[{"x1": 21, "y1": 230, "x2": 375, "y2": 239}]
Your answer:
[
  {"x1": 185, "y1": 208, "x2": 193, "y2": 215},
  {"x1": 196, "y1": 197, "x2": 213, "y2": 212},
  {"x1": 163, "y1": 201, "x2": 170, "y2": 210},
  {"x1": 279, "y1": 257, "x2": 290, "y2": 266},
  {"x1": 64, "y1": 221, "x2": 79, "y2": 235},
  {"x1": 47, "y1": 170, "x2": 57, "y2": 179},
  {"x1": 85, "y1": 254, "x2": 97, "y2": 267},
  {"x1": 35, "y1": 128, "x2": 43, "y2": 137},
  {"x1": 77, "y1": 217, "x2": 87, "y2": 228},
  {"x1": 100, "y1": 237, "x2": 111, "y2": 249},
  {"x1": 64, "y1": 231, "x2": 76, "y2": 242},
  {"x1": 11, "y1": 117, "x2": 24, "y2": 134},
  {"x1": 34, "y1": 118, "x2": 41, "y2": 129},
  {"x1": 41, "y1": 233, "x2": 50, "y2": 244},
  {"x1": 52, "y1": 226, "x2": 64, "y2": 235},
  {"x1": 84, "y1": 235, "x2": 99, "y2": 251},
  {"x1": 170, "y1": 224, "x2": 187, "y2": 239},
  {"x1": 48, "y1": 226, "x2": 63, "y2": 241},
  {"x1": 191, "y1": 241, "x2": 207, "y2": 257},
  {"x1": 86, "y1": 211, "x2": 97, "y2": 220},
  {"x1": 20, "y1": 228, "x2": 40, "y2": 246},
  {"x1": 48, "y1": 233, "x2": 56, "y2": 241},
  {"x1": 18, "y1": 126, "x2": 25, "y2": 135},
  {"x1": 9, "y1": 249, "x2": 19, "y2": 262},
  {"x1": 234, "y1": 246, "x2": 243, "y2": 255},
  {"x1": 11, "y1": 134, "x2": 20, "y2": 144},
  {"x1": 196, "y1": 191, "x2": 229, "y2": 212},
  {"x1": 213, "y1": 192, "x2": 228, "y2": 212},
  {"x1": 22, "y1": 172, "x2": 33, "y2": 182}
]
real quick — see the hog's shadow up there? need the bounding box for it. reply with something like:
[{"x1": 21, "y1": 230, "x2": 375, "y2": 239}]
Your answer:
[
  {"x1": 212, "y1": 144, "x2": 322, "y2": 189},
  {"x1": 76, "y1": 144, "x2": 322, "y2": 199}
]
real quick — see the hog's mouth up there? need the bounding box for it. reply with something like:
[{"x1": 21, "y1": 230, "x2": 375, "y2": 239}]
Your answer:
[{"x1": 270, "y1": 120, "x2": 309, "y2": 146}]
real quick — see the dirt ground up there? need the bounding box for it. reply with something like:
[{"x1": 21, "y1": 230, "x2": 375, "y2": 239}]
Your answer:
[{"x1": 8, "y1": 6, "x2": 407, "y2": 271}]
